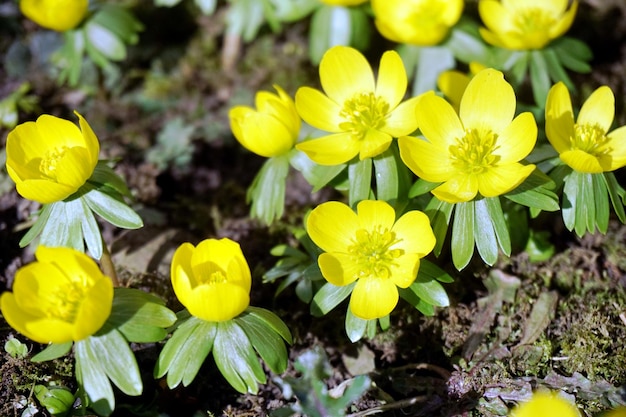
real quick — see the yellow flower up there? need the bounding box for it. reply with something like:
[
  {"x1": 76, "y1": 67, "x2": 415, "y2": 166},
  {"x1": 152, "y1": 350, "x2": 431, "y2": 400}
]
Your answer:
[
  {"x1": 319, "y1": 0, "x2": 367, "y2": 5},
  {"x1": 437, "y1": 62, "x2": 487, "y2": 112},
  {"x1": 306, "y1": 200, "x2": 435, "y2": 320},
  {"x1": 399, "y1": 68, "x2": 537, "y2": 203},
  {"x1": 295, "y1": 46, "x2": 419, "y2": 165},
  {"x1": 372, "y1": 0, "x2": 463, "y2": 46},
  {"x1": 6, "y1": 112, "x2": 100, "y2": 204},
  {"x1": 545, "y1": 82, "x2": 626, "y2": 173},
  {"x1": 171, "y1": 238, "x2": 251, "y2": 322},
  {"x1": 20, "y1": 0, "x2": 89, "y2": 32},
  {"x1": 510, "y1": 391, "x2": 580, "y2": 417},
  {"x1": 479, "y1": 0, "x2": 578, "y2": 50},
  {"x1": 229, "y1": 85, "x2": 301, "y2": 158},
  {"x1": 0, "y1": 246, "x2": 113, "y2": 344}
]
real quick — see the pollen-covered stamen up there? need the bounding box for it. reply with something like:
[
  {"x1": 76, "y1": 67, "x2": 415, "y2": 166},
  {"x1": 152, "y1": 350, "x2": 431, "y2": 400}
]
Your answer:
[
  {"x1": 339, "y1": 92, "x2": 390, "y2": 140},
  {"x1": 40, "y1": 146, "x2": 69, "y2": 180},
  {"x1": 571, "y1": 123, "x2": 612, "y2": 156},
  {"x1": 194, "y1": 262, "x2": 229, "y2": 286},
  {"x1": 348, "y1": 226, "x2": 404, "y2": 279},
  {"x1": 512, "y1": 7, "x2": 555, "y2": 37},
  {"x1": 47, "y1": 276, "x2": 88, "y2": 323},
  {"x1": 449, "y1": 128, "x2": 500, "y2": 174}
]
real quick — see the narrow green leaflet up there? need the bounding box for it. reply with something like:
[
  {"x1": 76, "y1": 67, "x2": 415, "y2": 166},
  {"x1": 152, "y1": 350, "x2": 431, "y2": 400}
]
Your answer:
[
  {"x1": 311, "y1": 282, "x2": 356, "y2": 317},
  {"x1": 31, "y1": 341, "x2": 73, "y2": 363},
  {"x1": 451, "y1": 201, "x2": 475, "y2": 270},
  {"x1": 409, "y1": 178, "x2": 440, "y2": 198},
  {"x1": 19, "y1": 203, "x2": 53, "y2": 247},
  {"x1": 592, "y1": 172, "x2": 610, "y2": 234},
  {"x1": 88, "y1": 161, "x2": 132, "y2": 198},
  {"x1": 75, "y1": 339, "x2": 115, "y2": 416},
  {"x1": 236, "y1": 309, "x2": 290, "y2": 374},
  {"x1": 372, "y1": 146, "x2": 409, "y2": 205},
  {"x1": 154, "y1": 316, "x2": 216, "y2": 388},
  {"x1": 412, "y1": 45, "x2": 455, "y2": 96},
  {"x1": 504, "y1": 168, "x2": 560, "y2": 212},
  {"x1": 39, "y1": 198, "x2": 85, "y2": 252},
  {"x1": 551, "y1": 36, "x2": 593, "y2": 73},
  {"x1": 542, "y1": 47, "x2": 574, "y2": 90},
  {"x1": 410, "y1": 275, "x2": 449, "y2": 308},
  {"x1": 34, "y1": 385, "x2": 75, "y2": 416},
  {"x1": 244, "y1": 306, "x2": 292, "y2": 343},
  {"x1": 603, "y1": 171, "x2": 626, "y2": 222},
  {"x1": 89, "y1": 329, "x2": 142, "y2": 396},
  {"x1": 348, "y1": 157, "x2": 372, "y2": 207},
  {"x1": 213, "y1": 320, "x2": 266, "y2": 394},
  {"x1": 247, "y1": 153, "x2": 290, "y2": 225},
  {"x1": 82, "y1": 187, "x2": 143, "y2": 229},
  {"x1": 398, "y1": 286, "x2": 435, "y2": 316},
  {"x1": 474, "y1": 198, "x2": 499, "y2": 266},
  {"x1": 529, "y1": 49, "x2": 551, "y2": 107},
  {"x1": 345, "y1": 308, "x2": 367, "y2": 343},
  {"x1": 424, "y1": 196, "x2": 454, "y2": 256},
  {"x1": 308, "y1": 5, "x2": 351, "y2": 65},
  {"x1": 290, "y1": 150, "x2": 346, "y2": 192},
  {"x1": 417, "y1": 259, "x2": 454, "y2": 283},
  {"x1": 80, "y1": 197, "x2": 103, "y2": 259},
  {"x1": 485, "y1": 197, "x2": 511, "y2": 256}
]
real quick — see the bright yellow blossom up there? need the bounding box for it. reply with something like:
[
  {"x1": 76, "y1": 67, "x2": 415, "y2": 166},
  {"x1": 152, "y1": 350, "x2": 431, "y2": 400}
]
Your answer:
[
  {"x1": 171, "y1": 238, "x2": 251, "y2": 322},
  {"x1": 6, "y1": 112, "x2": 100, "y2": 204},
  {"x1": 372, "y1": 0, "x2": 463, "y2": 46},
  {"x1": 545, "y1": 82, "x2": 626, "y2": 173},
  {"x1": 20, "y1": 0, "x2": 89, "y2": 32},
  {"x1": 295, "y1": 46, "x2": 419, "y2": 165},
  {"x1": 437, "y1": 62, "x2": 487, "y2": 111},
  {"x1": 306, "y1": 200, "x2": 435, "y2": 320},
  {"x1": 399, "y1": 68, "x2": 537, "y2": 203},
  {"x1": 510, "y1": 391, "x2": 580, "y2": 417},
  {"x1": 478, "y1": 0, "x2": 578, "y2": 50},
  {"x1": 319, "y1": 0, "x2": 367, "y2": 5},
  {"x1": 229, "y1": 85, "x2": 301, "y2": 158},
  {"x1": 0, "y1": 246, "x2": 113, "y2": 344}
]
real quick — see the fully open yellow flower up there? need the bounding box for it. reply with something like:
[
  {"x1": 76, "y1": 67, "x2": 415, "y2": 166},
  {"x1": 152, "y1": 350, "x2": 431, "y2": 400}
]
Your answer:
[
  {"x1": 6, "y1": 112, "x2": 100, "y2": 204},
  {"x1": 0, "y1": 246, "x2": 113, "y2": 344},
  {"x1": 399, "y1": 68, "x2": 537, "y2": 203},
  {"x1": 479, "y1": 0, "x2": 578, "y2": 50},
  {"x1": 546, "y1": 82, "x2": 626, "y2": 173},
  {"x1": 510, "y1": 391, "x2": 580, "y2": 417},
  {"x1": 307, "y1": 200, "x2": 435, "y2": 320},
  {"x1": 20, "y1": 0, "x2": 89, "y2": 32},
  {"x1": 229, "y1": 85, "x2": 300, "y2": 158},
  {"x1": 171, "y1": 238, "x2": 251, "y2": 322},
  {"x1": 295, "y1": 46, "x2": 419, "y2": 165},
  {"x1": 372, "y1": 0, "x2": 463, "y2": 46}
]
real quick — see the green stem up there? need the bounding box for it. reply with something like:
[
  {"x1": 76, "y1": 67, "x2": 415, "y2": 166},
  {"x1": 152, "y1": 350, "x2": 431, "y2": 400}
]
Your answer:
[{"x1": 100, "y1": 240, "x2": 119, "y2": 287}]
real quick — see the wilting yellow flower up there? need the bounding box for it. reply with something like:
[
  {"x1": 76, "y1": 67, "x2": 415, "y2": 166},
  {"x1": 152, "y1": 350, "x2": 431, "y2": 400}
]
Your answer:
[
  {"x1": 295, "y1": 46, "x2": 419, "y2": 165},
  {"x1": 372, "y1": 0, "x2": 463, "y2": 46},
  {"x1": 171, "y1": 238, "x2": 251, "y2": 322},
  {"x1": 307, "y1": 200, "x2": 435, "y2": 320},
  {"x1": 20, "y1": 0, "x2": 89, "y2": 32},
  {"x1": 229, "y1": 85, "x2": 301, "y2": 158},
  {"x1": 399, "y1": 68, "x2": 537, "y2": 203},
  {"x1": 437, "y1": 62, "x2": 487, "y2": 111},
  {"x1": 6, "y1": 112, "x2": 100, "y2": 204},
  {"x1": 319, "y1": 0, "x2": 367, "y2": 5},
  {"x1": 545, "y1": 82, "x2": 626, "y2": 173},
  {"x1": 510, "y1": 391, "x2": 580, "y2": 417},
  {"x1": 0, "y1": 246, "x2": 113, "y2": 344},
  {"x1": 479, "y1": 0, "x2": 578, "y2": 50}
]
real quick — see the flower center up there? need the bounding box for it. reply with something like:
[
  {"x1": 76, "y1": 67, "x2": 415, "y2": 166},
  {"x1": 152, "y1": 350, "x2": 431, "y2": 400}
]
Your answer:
[
  {"x1": 48, "y1": 276, "x2": 88, "y2": 323},
  {"x1": 348, "y1": 227, "x2": 404, "y2": 279},
  {"x1": 571, "y1": 123, "x2": 612, "y2": 156},
  {"x1": 512, "y1": 7, "x2": 555, "y2": 38},
  {"x1": 409, "y1": 0, "x2": 446, "y2": 27},
  {"x1": 449, "y1": 128, "x2": 500, "y2": 174},
  {"x1": 194, "y1": 262, "x2": 228, "y2": 286},
  {"x1": 339, "y1": 92, "x2": 390, "y2": 140},
  {"x1": 39, "y1": 146, "x2": 69, "y2": 180}
]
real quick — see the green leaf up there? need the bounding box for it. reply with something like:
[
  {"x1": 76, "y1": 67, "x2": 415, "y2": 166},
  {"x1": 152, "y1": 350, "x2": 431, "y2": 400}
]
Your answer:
[
  {"x1": 308, "y1": 5, "x2": 351, "y2": 65},
  {"x1": 603, "y1": 172, "x2": 626, "y2": 222},
  {"x1": 155, "y1": 316, "x2": 216, "y2": 388},
  {"x1": 311, "y1": 282, "x2": 355, "y2": 317},
  {"x1": 410, "y1": 275, "x2": 449, "y2": 307},
  {"x1": 34, "y1": 385, "x2": 75, "y2": 416},
  {"x1": 85, "y1": 21, "x2": 126, "y2": 61},
  {"x1": 344, "y1": 308, "x2": 367, "y2": 343},
  {"x1": 236, "y1": 310, "x2": 290, "y2": 374},
  {"x1": 213, "y1": 320, "x2": 266, "y2": 394},
  {"x1": 529, "y1": 50, "x2": 551, "y2": 107},
  {"x1": 408, "y1": 178, "x2": 440, "y2": 198},
  {"x1": 485, "y1": 197, "x2": 511, "y2": 256},
  {"x1": 592, "y1": 173, "x2": 610, "y2": 233},
  {"x1": 473, "y1": 198, "x2": 499, "y2": 266},
  {"x1": 19, "y1": 203, "x2": 53, "y2": 248},
  {"x1": 89, "y1": 329, "x2": 142, "y2": 396},
  {"x1": 88, "y1": 162, "x2": 132, "y2": 198},
  {"x1": 244, "y1": 306, "x2": 292, "y2": 343},
  {"x1": 373, "y1": 148, "x2": 400, "y2": 203},
  {"x1": 226, "y1": 0, "x2": 266, "y2": 42},
  {"x1": 31, "y1": 342, "x2": 73, "y2": 363},
  {"x1": 446, "y1": 22, "x2": 491, "y2": 64},
  {"x1": 505, "y1": 50, "x2": 529, "y2": 87},
  {"x1": 418, "y1": 258, "x2": 454, "y2": 283},
  {"x1": 424, "y1": 197, "x2": 454, "y2": 256},
  {"x1": 75, "y1": 339, "x2": 115, "y2": 416},
  {"x1": 413, "y1": 45, "x2": 455, "y2": 96},
  {"x1": 398, "y1": 287, "x2": 434, "y2": 316},
  {"x1": 247, "y1": 154, "x2": 290, "y2": 225},
  {"x1": 82, "y1": 187, "x2": 143, "y2": 229},
  {"x1": 348, "y1": 7, "x2": 371, "y2": 51},
  {"x1": 39, "y1": 199, "x2": 85, "y2": 252},
  {"x1": 106, "y1": 288, "x2": 177, "y2": 343},
  {"x1": 551, "y1": 36, "x2": 592, "y2": 73},
  {"x1": 195, "y1": 0, "x2": 218, "y2": 14},
  {"x1": 348, "y1": 157, "x2": 372, "y2": 207},
  {"x1": 504, "y1": 168, "x2": 560, "y2": 211},
  {"x1": 542, "y1": 47, "x2": 574, "y2": 90},
  {"x1": 80, "y1": 197, "x2": 103, "y2": 259},
  {"x1": 451, "y1": 201, "x2": 475, "y2": 270},
  {"x1": 290, "y1": 150, "x2": 346, "y2": 192}
]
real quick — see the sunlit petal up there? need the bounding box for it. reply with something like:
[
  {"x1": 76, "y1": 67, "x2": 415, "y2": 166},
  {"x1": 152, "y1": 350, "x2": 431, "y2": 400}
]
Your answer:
[
  {"x1": 296, "y1": 133, "x2": 361, "y2": 165},
  {"x1": 359, "y1": 129, "x2": 393, "y2": 160},
  {"x1": 350, "y1": 277, "x2": 398, "y2": 320},
  {"x1": 307, "y1": 201, "x2": 358, "y2": 253},
  {"x1": 577, "y1": 86, "x2": 614, "y2": 134},
  {"x1": 478, "y1": 163, "x2": 536, "y2": 197},
  {"x1": 545, "y1": 82, "x2": 575, "y2": 153},
  {"x1": 384, "y1": 96, "x2": 420, "y2": 137},
  {"x1": 375, "y1": 50, "x2": 407, "y2": 109},
  {"x1": 318, "y1": 253, "x2": 360, "y2": 286},
  {"x1": 320, "y1": 46, "x2": 374, "y2": 104},
  {"x1": 295, "y1": 87, "x2": 343, "y2": 132},
  {"x1": 398, "y1": 135, "x2": 454, "y2": 182},
  {"x1": 416, "y1": 92, "x2": 464, "y2": 149},
  {"x1": 560, "y1": 150, "x2": 604, "y2": 173},
  {"x1": 432, "y1": 174, "x2": 479, "y2": 203},
  {"x1": 356, "y1": 200, "x2": 396, "y2": 231},
  {"x1": 495, "y1": 112, "x2": 537, "y2": 163},
  {"x1": 392, "y1": 210, "x2": 436, "y2": 256},
  {"x1": 460, "y1": 69, "x2": 515, "y2": 134}
]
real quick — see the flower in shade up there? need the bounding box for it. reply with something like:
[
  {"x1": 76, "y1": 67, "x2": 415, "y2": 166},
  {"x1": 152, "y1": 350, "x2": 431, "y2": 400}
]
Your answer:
[
  {"x1": 20, "y1": 0, "x2": 89, "y2": 32},
  {"x1": 399, "y1": 68, "x2": 537, "y2": 203},
  {"x1": 478, "y1": 0, "x2": 578, "y2": 50},
  {"x1": 295, "y1": 46, "x2": 419, "y2": 165},
  {"x1": 437, "y1": 62, "x2": 487, "y2": 112},
  {"x1": 171, "y1": 238, "x2": 251, "y2": 322},
  {"x1": 306, "y1": 200, "x2": 436, "y2": 320},
  {"x1": 0, "y1": 246, "x2": 114, "y2": 344},
  {"x1": 319, "y1": 0, "x2": 367, "y2": 5},
  {"x1": 372, "y1": 0, "x2": 463, "y2": 46},
  {"x1": 6, "y1": 112, "x2": 100, "y2": 204},
  {"x1": 545, "y1": 82, "x2": 626, "y2": 173},
  {"x1": 603, "y1": 407, "x2": 626, "y2": 417},
  {"x1": 510, "y1": 391, "x2": 580, "y2": 417},
  {"x1": 229, "y1": 85, "x2": 301, "y2": 158}
]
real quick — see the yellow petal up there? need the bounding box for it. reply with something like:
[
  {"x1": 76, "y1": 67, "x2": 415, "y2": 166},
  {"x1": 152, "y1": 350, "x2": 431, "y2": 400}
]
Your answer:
[
  {"x1": 295, "y1": 87, "x2": 343, "y2": 132},
  {"x1": 390, "y1": 254, "x2": 420, "y2": 288},
  {"x1": 54, "y1": 147, "x2": 93, "y2": 190},
  {"x1": 392, "y1": 210, "x2": 436, "y2": 257},
  {"x1": 479, "y1": 0, "x2": 514, "y2": 35},
  {"x1": 296, "y1": 133, "x2": 360, "y2": 165},
  {"x1": 320, "y1": 46, "x2": 375, "y2": 105},
  {"x1": 0, "y1": 292, "x2": 47, "y2": 343},
  {"x1": 20, "y1": 0, "x2": 88, "y2": 31},
  {"x1": 12, "y1": 178, "x2": 76, "y2": 204},
  {"x1": 73, "y1": 277, "x2": 113, "y2": 341},
  {"x1": 398, "y1": 135, "x2": 454, "y2": 182},
  {"x1": 375, "y1": 50, "x2": 407, "y2": 109},
  {"x1": 359, "y1": 129, "x2": 392, "y2": 160},
  {"x1": 186, "y1": 283, "x2": 250, "y2": 322},
  {"x1": 511, "y1": 391, "x2": 580, "y2": 417},
  {"x1": 605, "y1": 126, "x2": 626, "y2": 171},
  {"x1": 437, "y1": 70, "x2": 470, "y2": 110},
  {"x1": 494, "y1": 112, "x2": 537, "y2": 163},
  {"x1": 192, "y1": 239, "x2": 250, "y2": 287},
  {"x1": 432, "y1": 173, "x2": 479, "y2": 203},
  {"x1": 416, "y1": 92, "x2": 464, "y2": 149},
  {"x1": 355, "y1": 200, "x2": 396, "y2": 231},
  {"x1": 549, "y1": 1, "x2": 578, "y2": 40},
  {"x1": 349, "y1": 276, "x2": 398, "y2": 320},
  {"x1": 460, "y1": 69, "x2": 515, "y2": 134},
  {"x1": 560, "y1": 150, "x2": 604, "y2": 173},
  {"x1": 318, "y1": 253, "x2": 360, "y2": 286},
  {"x1": 545, "y1": 82, "x2": 575, "y2": 154},
  {"x1": 25, "y1": 318, "x2": 76, "y2": 344},
  {"x1": 171, "y1": 242, "x2": 196, "y2": 296},
  {"x1": 384, "y1": 96, "x2": 420, "y2": 137},
  {"x1": 478, "y1": 163, "x2": 536, "y2": 197},
  {"x1": 577, "y1": 86, "x2": 614, "y2": 134},
  {"x1": 75, "y1": 111, "x2": 100, "y2": 166},
  {"x1": 307, "y1": 201, "x2": 359, "y2": 253},
  {"x1": 231, "y1": 110, "x2": 295, "y2": 157}
]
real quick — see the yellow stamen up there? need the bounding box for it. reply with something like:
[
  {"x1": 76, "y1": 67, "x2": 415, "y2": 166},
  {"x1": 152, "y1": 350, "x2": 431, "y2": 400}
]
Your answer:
[
  {"x1": 571, "y1": 123, "x2": 612, "y2": 156},
  {"x1": 39, "y1": 146, "x2": 69, "y2": 180},
  {"x1": 339, "y1": 92, "x2": 390, "y2": 140},
  {"x1": 512, "y1": 7, "x2": 555, "y2": 37},
  {"x1": 348, "y1": 226, "x2": 404, "y2": 279},
  {"x1": 449, "y1": 128, "x2": 500, "y2": 174}
]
